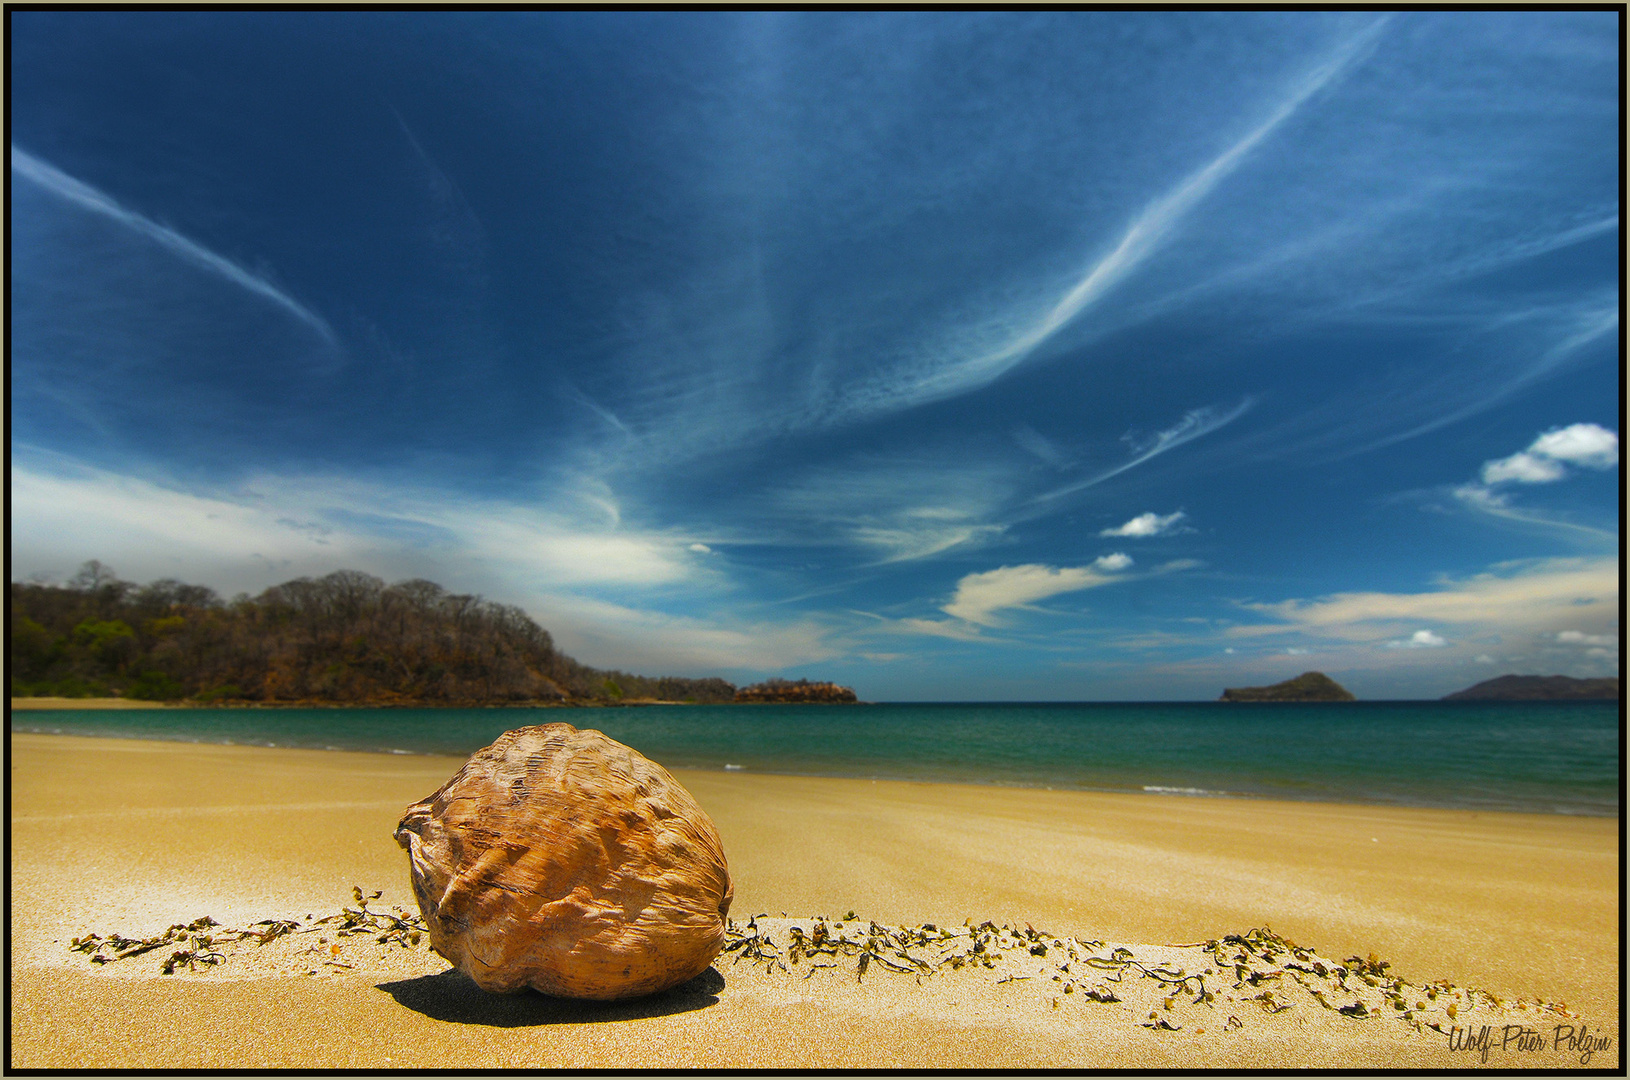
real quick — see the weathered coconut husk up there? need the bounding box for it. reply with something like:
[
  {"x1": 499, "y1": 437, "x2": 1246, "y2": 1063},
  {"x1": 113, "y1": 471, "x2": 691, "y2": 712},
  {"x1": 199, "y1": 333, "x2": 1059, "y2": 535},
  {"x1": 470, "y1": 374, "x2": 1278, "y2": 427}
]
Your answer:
[{"x1": 394, "y1": 723, "x2": 732, "y2": 1000}]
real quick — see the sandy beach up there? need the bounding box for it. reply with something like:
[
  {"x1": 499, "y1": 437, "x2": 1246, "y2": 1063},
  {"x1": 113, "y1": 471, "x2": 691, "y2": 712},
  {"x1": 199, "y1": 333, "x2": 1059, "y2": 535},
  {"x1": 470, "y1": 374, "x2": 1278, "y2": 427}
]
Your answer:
[
  {"x1": 9, "y1": 731, "x2": 1619, "y2": 1069},
  {"x1": 9, "y1": 696, "x2": 171, "y2": 710}
]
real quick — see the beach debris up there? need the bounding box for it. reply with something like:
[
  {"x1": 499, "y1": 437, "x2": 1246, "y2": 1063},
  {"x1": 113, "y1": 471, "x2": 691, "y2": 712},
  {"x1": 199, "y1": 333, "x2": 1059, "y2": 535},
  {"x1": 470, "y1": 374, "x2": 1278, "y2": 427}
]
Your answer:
[
  {"x1": 65, "y1": 902, "x2": 1576, "y2": 1046},
  {"x1": 394, "y1": 723, "x2": 733, "y2": 1000},
  {"x1": 715, "y1": 916, "x2": 1574, "y2": 1038}
]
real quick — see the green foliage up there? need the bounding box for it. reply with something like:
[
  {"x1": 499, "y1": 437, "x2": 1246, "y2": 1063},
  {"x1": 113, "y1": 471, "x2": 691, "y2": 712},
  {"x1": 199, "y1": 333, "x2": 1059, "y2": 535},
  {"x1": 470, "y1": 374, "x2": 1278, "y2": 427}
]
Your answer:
[
  {"x1": 127, "y1": 670, "x2": 187, "y2": 701},
  {"x1": 34, "y1": 675, "x2": 106, "y2": 698},
  {"x1": 9, "y1": 613, "x2": 62, "y2": 678},
  {"x1": 145, "y1": 615, "x2": 187, "y2": 636},
  {"x1": 72, "y1": 615, "x2": 135, "y2": 651},
  {"x1": 194, "y1": 684, "x2": 245, "y2": 703},
  {"x1": 9, "y1": 560, "x2": 739, "y2": 706}
]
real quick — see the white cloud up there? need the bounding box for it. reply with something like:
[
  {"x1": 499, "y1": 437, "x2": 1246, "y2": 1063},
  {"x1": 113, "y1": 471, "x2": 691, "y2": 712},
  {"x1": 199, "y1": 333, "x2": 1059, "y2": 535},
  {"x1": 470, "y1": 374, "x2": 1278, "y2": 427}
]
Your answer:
[
  {"x1": 1453, "y1": 483, "x2": 1509, "y2": 510},
  {"x1": 1558, "y1": 630, "x2": 1618, "y2": 647},
  {"x1": 9, "y1": 459, "x2": 717, "y2": 591},
  {"x1": 1529, "y1": 423, "x2": 1619, "y2": 468},
  {"x1": 8, "y1": 456, "x2": 844, "y2": 677},
  {"x1": 525, "y1": 592, "x2": 838, "y2": 675},
  {"x1": 1100, "y1": 511, "x2": 1187, "y2": 537},
  {"x1": 894, "y1": 617, "x2": 991, "y2": 642},
  {"x1": 1481, "y1": 452, "x2": 1566, "y2": 485},
  {"x1": 1474, "y1": 654, "x2": 1495, "y2": 664},
  {"x1": 689, "y1": 543, "x2": 713, "y2": 553},
  {"x1": 1234, "y1": 557, "x2": 1620, "y2": 646},
  {"x1": 1286, "y1": 648, "x2": 1310, "y2": 655},
  {"x1": 941, "y1": 559, "x2": 1135, "y2": 627},
  {"x1": 1479, "y1": 422, "x2": 1619, "y2": 485},
  {"x1": 1386, "y1": 629, "x2": 1447, "y2": 649}
]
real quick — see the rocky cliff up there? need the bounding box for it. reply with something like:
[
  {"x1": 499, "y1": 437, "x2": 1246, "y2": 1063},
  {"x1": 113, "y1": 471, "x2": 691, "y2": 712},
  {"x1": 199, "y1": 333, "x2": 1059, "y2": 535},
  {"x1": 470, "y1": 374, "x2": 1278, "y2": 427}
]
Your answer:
[{"x1": 734, "y1": 679, "x2": 859, "y2": 704}]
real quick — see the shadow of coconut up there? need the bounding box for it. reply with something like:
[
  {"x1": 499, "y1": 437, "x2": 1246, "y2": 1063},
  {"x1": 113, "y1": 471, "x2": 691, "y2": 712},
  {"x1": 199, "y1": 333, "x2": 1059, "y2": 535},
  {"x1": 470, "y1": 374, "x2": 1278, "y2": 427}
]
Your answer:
[{"x1": 376, "y1": 965, "x2": 725, "y2": 1026}]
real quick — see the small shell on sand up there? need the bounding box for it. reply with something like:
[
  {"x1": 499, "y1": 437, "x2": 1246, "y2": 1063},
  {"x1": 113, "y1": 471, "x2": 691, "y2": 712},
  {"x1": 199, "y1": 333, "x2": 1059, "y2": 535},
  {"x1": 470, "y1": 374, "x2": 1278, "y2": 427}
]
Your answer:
[{"x1": 394, "y1": 723, "x2": 733, "y2": 1000}]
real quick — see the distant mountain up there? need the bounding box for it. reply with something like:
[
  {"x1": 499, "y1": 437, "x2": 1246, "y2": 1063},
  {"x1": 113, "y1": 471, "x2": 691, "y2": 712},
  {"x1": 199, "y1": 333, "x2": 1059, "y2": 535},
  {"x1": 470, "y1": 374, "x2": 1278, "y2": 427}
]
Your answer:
[
  {"x1": 1220, "y1": 671, "x2": 1355, "y2": 702},
  {"x1": 1442, "y1": 675, "x2": 1620, "y2": 701}
]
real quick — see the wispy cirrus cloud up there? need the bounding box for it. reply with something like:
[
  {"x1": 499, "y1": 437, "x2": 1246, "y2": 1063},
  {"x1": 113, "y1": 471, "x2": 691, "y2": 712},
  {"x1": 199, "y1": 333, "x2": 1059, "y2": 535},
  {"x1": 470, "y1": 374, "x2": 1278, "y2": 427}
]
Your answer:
[
  {"x1": 826, "y1": 20, "x2": 1389, "y2": 422},
  {"x1": 768, "y1": 455, "x2": 1018, "y2": 563},
  {"x1": 8, "y1": 453, "x2": 854, "y2": 676},
  {"x1": 1348, "y1": 297, "x2": 1621, "y2": 455},
  {"x1": 521, "y1": 592, "x2": 840, "y2": 674},
  {"x1": 9, "y1": 146, "x2": 336, "y2": 345},
  {"x1": 9, "y1": 454, "x2": 713, "y2": 591},
  {"x1": 893, "y1": 617, "x2": 998, "y2": 643},
  {"x1": 1033, "y1": 399, "x2": 1253, "y2": 505},
  {"x1": 1450, "y1": 484, "x2": 1618, "y2": 544}
]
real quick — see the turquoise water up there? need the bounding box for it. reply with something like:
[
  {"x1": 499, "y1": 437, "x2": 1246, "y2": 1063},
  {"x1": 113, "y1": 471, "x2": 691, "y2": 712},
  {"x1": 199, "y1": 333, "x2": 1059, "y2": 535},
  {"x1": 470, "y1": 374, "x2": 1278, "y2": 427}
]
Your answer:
[{"x1": 11, "y1": 701, "x2": 1619, "y2": 817}]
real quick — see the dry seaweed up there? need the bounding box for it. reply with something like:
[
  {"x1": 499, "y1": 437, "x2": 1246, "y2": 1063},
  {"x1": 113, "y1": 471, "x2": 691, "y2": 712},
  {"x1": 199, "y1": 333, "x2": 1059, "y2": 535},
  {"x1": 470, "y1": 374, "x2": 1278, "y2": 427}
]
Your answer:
[
  {"x1": 66, "y1": 898, "x2": 1576, "y2": 1041},
  {"x1": 67, "y1": 887, "x2": 427, "y2": 974}
]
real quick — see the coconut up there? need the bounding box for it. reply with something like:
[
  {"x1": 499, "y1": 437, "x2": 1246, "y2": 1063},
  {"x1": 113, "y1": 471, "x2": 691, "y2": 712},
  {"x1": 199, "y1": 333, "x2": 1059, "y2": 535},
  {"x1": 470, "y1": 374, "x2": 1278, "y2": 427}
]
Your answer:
[{"x1": 395, "y1": 723, "x2": 732, "y2": 1000}]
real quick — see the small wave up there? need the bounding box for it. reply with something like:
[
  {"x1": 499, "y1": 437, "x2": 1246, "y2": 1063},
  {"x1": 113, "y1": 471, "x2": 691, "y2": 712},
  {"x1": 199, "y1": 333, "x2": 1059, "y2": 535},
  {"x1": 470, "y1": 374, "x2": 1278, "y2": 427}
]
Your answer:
[
  {"x1": 389, "y1": 748, "x2": 413, "y2": 755},
  {"x1": 724, "y1": 763, "x2": 745, "y2": 771},
  {"x1": 1143, "y1": 785, "x2": 1229, "y2": 797}
]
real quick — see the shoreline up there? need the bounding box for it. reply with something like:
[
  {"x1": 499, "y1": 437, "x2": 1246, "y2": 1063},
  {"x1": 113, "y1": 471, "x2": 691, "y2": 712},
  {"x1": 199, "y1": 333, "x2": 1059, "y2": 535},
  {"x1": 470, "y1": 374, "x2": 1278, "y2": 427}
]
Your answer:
[
  {"x1": 6, "y1": 722, "x2": 1616, "y2": 820},
  {"x1": 13, "y1": 695, "x2": 1619, "y2": 710},
  {"x1": 12, "y1": 733, "x2": 1618, "y2": 1066},
  {"x1": 7, "y1": 695, "x2": 695, "y2": 710}
]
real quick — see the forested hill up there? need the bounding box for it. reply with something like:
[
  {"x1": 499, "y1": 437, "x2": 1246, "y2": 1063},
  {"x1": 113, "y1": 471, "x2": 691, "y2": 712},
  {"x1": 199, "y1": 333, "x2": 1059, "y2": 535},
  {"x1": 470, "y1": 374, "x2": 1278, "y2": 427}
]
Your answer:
[{"x1": 8, "y1": 562, "x2": 737, "y2": 705}]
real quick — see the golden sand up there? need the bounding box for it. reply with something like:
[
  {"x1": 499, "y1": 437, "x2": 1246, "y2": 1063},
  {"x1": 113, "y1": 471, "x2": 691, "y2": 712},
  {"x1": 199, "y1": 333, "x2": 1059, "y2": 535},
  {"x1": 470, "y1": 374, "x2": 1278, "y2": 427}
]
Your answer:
[
  {"x1": 8, "y1": 733, "x2": 1619, "y2": 1068},
  {"x1": 10, "y1": 696, "x2": 170, "y2": 709}
]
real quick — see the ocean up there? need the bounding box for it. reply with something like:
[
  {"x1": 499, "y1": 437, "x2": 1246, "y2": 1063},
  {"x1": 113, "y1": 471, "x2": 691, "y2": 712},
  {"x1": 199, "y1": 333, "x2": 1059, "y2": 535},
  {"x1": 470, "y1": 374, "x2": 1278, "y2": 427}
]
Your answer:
[{"x1": 11, "y1": 700, "x2": 1618, "y2": 817}]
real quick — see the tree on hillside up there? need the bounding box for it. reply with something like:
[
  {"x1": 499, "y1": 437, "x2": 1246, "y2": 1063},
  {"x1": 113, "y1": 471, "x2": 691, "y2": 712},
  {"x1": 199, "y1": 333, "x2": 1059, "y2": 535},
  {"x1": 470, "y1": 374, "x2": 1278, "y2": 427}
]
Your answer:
[{"x1": 9, "y1": 562, "x2": 738, "y2": 705}]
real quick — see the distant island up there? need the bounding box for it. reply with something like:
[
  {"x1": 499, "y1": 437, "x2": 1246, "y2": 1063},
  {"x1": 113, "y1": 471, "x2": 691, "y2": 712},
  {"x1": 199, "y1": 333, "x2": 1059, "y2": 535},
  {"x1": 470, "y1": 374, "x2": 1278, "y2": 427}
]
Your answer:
[
  {"x1": 9, "y1": 562, "x2": 848, "y2": 707},
  {"x1": 1442, "y1": 675, "x2": 1620, "y2": 701},
  {"x1": 734, "y1": 679, "x2": 858, "y2": 704},
  {"x1": 1220, "y1": 671, "x2": 1355, "y2": 702}
]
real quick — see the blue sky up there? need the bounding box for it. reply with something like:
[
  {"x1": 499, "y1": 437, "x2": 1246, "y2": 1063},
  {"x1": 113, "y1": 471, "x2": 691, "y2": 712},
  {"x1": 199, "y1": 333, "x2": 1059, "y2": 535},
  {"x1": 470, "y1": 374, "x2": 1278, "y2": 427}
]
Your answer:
[{"x1": 10, "y1": 11, "x2": 1621, "y2": 699}]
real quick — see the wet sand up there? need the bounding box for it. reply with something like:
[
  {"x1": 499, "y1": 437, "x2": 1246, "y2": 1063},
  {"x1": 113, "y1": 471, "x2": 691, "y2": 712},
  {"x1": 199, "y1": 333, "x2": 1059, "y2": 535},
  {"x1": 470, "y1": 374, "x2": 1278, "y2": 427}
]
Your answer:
[{"x1": 8, "y1": 733, "x2": 1619, "y2": 1068}]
